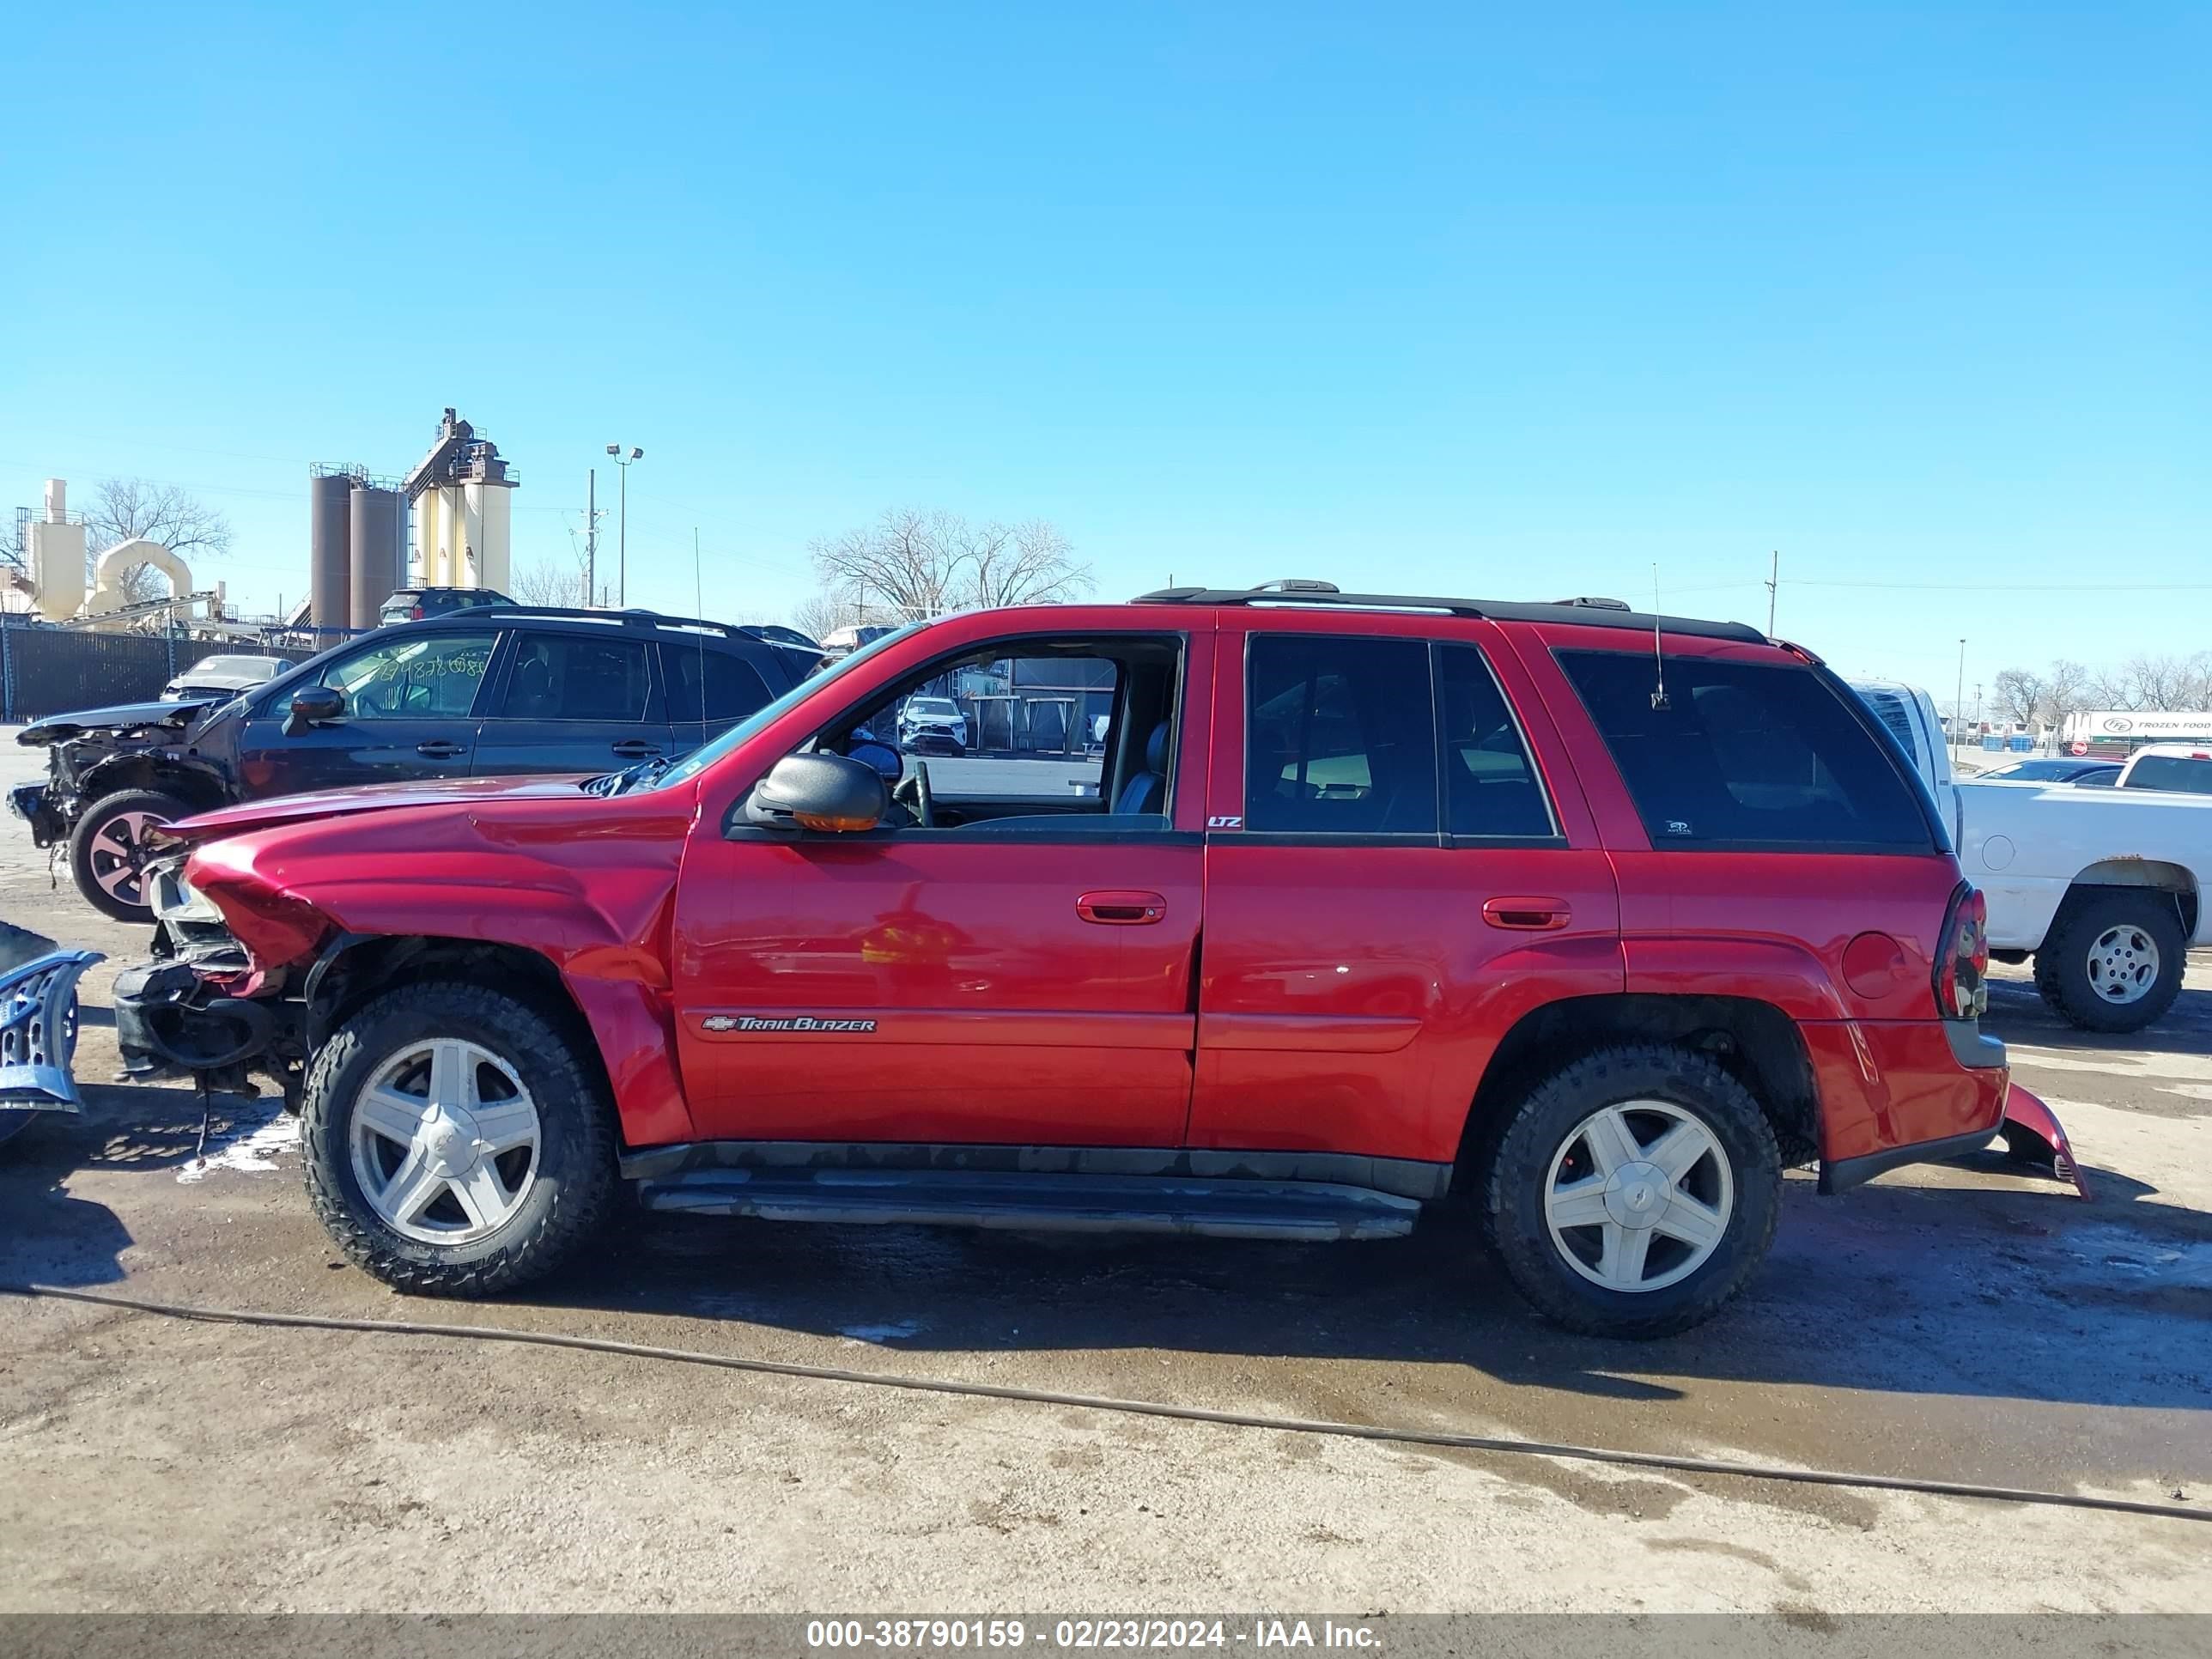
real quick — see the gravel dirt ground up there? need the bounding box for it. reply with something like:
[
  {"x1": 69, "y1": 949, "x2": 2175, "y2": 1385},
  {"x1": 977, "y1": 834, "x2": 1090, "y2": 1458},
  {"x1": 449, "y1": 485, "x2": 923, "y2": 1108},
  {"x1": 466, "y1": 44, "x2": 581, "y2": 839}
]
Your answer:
[{"x1": 2, "y1": 731, "x2": 2208, "y2": 1613}]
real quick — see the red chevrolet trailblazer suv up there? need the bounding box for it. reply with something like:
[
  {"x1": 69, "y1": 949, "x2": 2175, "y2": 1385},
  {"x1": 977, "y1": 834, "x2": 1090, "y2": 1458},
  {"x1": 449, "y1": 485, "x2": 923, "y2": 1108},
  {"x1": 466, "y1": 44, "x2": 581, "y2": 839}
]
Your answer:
[{"x1": 116, "y1": 581, "x2": 2003, "y2": 1337}]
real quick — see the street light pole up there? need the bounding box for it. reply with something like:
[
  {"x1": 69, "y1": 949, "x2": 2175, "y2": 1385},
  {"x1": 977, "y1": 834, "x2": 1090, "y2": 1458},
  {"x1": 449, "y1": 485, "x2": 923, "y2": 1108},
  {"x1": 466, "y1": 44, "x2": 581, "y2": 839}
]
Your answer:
[{"x1": 605, "y1": 444, "x2": 643, "y2": 607}]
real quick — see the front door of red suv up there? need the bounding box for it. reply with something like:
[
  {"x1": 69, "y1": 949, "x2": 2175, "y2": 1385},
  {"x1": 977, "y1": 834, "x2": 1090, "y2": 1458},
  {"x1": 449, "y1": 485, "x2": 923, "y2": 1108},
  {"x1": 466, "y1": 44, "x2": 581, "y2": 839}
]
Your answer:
[
  {"x1": 1188, "y1": 618, "x2": 1624, "y2": 1170},
  {"x1": 672, "y1": 624, "x2": 1213, "y2": 1148}
]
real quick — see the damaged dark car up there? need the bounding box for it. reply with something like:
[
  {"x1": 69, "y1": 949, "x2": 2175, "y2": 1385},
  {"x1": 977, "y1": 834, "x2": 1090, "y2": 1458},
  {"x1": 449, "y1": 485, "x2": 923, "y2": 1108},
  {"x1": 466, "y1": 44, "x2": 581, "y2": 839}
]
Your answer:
[{"x1": 9, "y1": 608, "x2": 817, "y2": 921}]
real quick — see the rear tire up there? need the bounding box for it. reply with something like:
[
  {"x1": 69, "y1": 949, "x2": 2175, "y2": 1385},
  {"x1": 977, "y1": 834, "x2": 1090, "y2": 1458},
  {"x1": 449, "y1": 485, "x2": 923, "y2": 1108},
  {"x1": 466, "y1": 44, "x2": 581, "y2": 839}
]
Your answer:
[
  {"x1": 301, "y1": 981, "x2": 617, "y2": 1297},
  {"x1": 69, "y1": 789, "x2": 191, "y2": 922},
  {"x1": 1481, "y1": 1043, "x2": 1781, "y2": 1339},
  {"x1": 2033, "y1": 891, "x2": 2184, "y2": 1033}
]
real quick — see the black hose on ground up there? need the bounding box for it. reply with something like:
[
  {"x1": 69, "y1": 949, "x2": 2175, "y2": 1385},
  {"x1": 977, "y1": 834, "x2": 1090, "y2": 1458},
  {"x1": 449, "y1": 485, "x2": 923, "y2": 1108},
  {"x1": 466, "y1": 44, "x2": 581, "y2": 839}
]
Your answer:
[{"x1": 5, "y1": 1280, "x2": 2202, "y2": 1526}]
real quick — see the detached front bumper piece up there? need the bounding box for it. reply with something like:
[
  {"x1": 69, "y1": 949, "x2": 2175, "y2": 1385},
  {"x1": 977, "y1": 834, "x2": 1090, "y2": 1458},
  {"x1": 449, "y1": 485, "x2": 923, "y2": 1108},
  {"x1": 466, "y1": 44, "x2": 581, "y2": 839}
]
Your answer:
[
  {"x1": 6, "y1": 781, "x2": 66, "y2": 847},
  {"x1": 0, "y1": 949, "x2": 103, "y2": 1112},
  {"x1": 112, "y1": 958, "x2": 279, "y2": 1081}
]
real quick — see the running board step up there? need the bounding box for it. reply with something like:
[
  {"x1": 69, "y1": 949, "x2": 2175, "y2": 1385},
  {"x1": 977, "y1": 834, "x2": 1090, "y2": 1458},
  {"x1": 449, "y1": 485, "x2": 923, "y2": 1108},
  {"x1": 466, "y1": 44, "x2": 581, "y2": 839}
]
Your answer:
[{"x1": 635, "y1": 1169, "x2": 1420, "y2": 1241}]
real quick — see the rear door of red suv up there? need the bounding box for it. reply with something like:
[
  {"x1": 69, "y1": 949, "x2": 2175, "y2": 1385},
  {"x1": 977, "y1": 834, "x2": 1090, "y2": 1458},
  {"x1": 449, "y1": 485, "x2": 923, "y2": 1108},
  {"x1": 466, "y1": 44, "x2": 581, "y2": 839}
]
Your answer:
[
  {"x1": 1509, "y1": 624, "x2": 2004, "y2": 1172},
  {"x1": 1186, "y1": 612, "x2": 1624, "y2": 1174}
]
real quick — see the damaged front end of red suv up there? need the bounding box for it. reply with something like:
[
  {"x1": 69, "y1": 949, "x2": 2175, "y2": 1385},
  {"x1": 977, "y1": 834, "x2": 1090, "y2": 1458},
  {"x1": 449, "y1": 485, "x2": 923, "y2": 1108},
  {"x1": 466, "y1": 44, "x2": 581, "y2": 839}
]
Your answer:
[{"x1": 109, "y1": 773, "x2": 693, "y2": 1111}]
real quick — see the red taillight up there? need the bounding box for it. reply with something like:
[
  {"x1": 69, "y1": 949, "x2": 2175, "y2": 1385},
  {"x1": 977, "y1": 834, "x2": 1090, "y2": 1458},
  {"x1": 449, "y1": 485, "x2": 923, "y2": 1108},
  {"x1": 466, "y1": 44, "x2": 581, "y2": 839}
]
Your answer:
[
  {"x1": 410, "y1": 604, "x2": 424, "y2": 620},
  {"x1": 1935, "y1": 884, "x2": 1990, "y2": 1020}
]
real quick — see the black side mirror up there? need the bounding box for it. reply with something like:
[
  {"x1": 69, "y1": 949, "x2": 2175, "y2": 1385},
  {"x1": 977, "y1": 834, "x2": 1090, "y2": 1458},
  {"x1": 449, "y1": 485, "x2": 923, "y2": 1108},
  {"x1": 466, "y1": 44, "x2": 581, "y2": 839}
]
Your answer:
[
  {"x1": 743, "y1": 752, "x2": 888, "y2": 834},
  {"x1": 284, "y1": 685, "x2": 343, "y2": 736}
]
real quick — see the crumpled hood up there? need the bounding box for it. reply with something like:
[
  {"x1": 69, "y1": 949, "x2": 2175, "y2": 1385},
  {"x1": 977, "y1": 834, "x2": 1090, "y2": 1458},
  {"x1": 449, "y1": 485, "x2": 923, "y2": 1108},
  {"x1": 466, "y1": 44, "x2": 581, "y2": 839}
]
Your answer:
[
  {"x1": 169, "y1": 772, "x2": 597, "y2": 844},
  {"x1": 17, "y1": 697, "x2": 216, "y2": 746}
]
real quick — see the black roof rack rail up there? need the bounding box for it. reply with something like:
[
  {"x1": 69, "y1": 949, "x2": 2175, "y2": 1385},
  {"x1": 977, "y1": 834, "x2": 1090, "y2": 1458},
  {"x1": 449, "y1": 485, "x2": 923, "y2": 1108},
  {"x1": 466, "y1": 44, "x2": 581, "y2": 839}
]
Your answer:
[
  {"x1": 1127, "y1": 582, "x2": 1765, "y2": 643},
  {"x1": 1131, "y1": 585, "x2": 1487, "y2": 618},
  {"x1": 441, "y1": 605, "x2": 750, "y2": 639}
]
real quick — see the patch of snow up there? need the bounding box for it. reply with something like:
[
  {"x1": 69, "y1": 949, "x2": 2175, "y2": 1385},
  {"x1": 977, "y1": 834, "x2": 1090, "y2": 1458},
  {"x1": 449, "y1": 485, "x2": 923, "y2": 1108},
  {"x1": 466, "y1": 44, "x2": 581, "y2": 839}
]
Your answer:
[{"x1": 177, "y1": 1099, "x2": 299, "y2": 1182}]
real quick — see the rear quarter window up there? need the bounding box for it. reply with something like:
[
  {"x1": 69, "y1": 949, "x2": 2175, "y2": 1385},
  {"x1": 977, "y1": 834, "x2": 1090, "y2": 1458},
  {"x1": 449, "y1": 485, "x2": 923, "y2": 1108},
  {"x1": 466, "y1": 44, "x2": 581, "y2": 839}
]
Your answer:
[
  {"x1": 1558, "y1": 649, "x2": 1931, "y2": 851},
  {"x1": 2123, "y1": 755, "x2": 2212, "y2": 794}
]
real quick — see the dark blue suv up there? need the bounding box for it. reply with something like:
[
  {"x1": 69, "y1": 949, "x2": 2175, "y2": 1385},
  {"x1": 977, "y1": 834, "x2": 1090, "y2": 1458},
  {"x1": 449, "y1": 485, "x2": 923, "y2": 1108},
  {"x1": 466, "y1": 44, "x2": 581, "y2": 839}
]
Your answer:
[{"x1": 10, "y1": 607, "x2": 821, "y2": 920}]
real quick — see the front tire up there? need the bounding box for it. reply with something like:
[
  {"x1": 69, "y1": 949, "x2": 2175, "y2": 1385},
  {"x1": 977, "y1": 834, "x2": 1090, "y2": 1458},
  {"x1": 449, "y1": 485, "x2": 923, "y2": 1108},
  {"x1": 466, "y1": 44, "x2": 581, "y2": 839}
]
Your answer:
[
  {"x1": 2033, "y1": 891, "x2": 2185, "y2": 1033},
  {"x1": 69, "y1": 789, "x2": 191, "y2": 921},
  {"x1": 1481, "y1": 1044, "x2": 1781, "y2": 1338},
  {"x1": 301, "y1": 981, "x2": 617, "y2": 1297}
]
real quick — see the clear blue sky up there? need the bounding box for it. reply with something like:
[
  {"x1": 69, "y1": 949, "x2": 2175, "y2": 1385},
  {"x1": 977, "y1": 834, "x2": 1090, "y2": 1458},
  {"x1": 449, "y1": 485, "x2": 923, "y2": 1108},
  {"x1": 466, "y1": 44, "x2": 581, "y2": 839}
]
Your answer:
[{"x1": 6, "y1": 3, "x2": 2204, "y2": 702}]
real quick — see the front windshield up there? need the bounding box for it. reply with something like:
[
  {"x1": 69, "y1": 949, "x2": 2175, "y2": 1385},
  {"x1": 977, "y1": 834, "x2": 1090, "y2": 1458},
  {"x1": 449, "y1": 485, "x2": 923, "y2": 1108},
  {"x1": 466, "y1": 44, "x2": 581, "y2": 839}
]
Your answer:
[{"x1": 647, "y1": 621, "x2": 931, "y2": 793}]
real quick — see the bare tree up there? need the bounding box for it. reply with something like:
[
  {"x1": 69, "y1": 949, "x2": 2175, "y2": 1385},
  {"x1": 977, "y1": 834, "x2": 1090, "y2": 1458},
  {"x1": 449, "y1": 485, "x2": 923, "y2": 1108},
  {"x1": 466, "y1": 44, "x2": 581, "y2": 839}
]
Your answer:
[
  {"x1": 2084, "y1": 668, "x2": 2137, "y2": 711},
  {"x1": 807, "y1": 507, "x2": 1091, "y2": 623},
  {"x1": 1991, "y1": 668, "x2": 2046, "y2": 727},
  {"x1": 511, "y1": 557, "x2": 586, "y2": 608},
  {"x1": 810, "y1": 508, "x2": 969, "y2": 622},
  {"x1": 2045, "y1": 659, "x2": 2094, "y2": 728},
  {"x1": 2022, "y1": 652, "x2": 2212, "y2": 715},
  {"x1": 83, "y1": 477, "x2": 233, "y2": 606},
  {"x1": 788, "y1": 589, "x2": 862, "y2": 644},
  {"x1": 968, "y1": 519, "x2": 1091, "y2": 609}
]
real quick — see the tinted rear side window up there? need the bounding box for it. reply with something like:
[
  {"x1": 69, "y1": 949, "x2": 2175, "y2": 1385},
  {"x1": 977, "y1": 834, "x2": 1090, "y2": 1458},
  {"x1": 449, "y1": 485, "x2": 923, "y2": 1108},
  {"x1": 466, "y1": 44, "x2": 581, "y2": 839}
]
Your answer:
[
  {"x1": 503, "y1": 634, "x2": 651, "y2": 722},
  {"x1": 665, "y1": 647, "x2": 774, "y2": 726},
  {"x1": 1245, "y1": 635, "x2": 1438, "y2": 835},
  {"x1": 1437, "y1": 645, "x2": 1553, "y2": 837},
  {"x1": 1558, "y1": 650, "x2": 1930, "y2": 849},
  {"x1": 2123, "y1": 756, "x2": 2212, "y2": 794}
]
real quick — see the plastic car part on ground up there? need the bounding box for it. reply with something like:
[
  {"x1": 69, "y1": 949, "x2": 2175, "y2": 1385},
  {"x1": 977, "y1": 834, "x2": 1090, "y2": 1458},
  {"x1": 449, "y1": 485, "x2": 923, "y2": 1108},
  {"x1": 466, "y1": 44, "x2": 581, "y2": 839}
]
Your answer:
[
  {"x1": 2000, "y1": 1085, "x2": 2089, "y2": 1199},
  {"x1": 0, "y1": 948, "x2": 103, "y2": 1128}
]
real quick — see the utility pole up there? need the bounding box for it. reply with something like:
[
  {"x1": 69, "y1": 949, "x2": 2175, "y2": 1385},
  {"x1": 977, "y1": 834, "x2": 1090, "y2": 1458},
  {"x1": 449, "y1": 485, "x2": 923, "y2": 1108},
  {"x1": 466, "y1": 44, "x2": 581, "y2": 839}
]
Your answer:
[
  {"x1": 1954, "y1": 639, "x2": 1967, "y2": 763},
  {"x1": 1765, "y1": 550, "x2": 1778, "y2": 635},
  {"x1": 584, "y1": 469, "x2": 598, "y2": 609}
]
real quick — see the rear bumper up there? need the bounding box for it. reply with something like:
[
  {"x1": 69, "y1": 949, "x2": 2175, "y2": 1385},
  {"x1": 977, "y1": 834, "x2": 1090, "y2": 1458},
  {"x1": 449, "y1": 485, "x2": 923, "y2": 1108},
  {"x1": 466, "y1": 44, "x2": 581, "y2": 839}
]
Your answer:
[{"x1": 1806, "y1": 1017, "x2": 2009, "y2": 1194}]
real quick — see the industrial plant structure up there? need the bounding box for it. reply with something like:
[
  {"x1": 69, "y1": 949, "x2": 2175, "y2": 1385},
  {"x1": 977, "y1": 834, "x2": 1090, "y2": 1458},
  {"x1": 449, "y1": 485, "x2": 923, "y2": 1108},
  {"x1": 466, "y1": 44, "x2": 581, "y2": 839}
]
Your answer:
[
  {"x1": 10, "y1": 478, "x2": 222, "y2": 624},
  {"x1": 307, "y1": 466, "x2": 408, "y2": 631},
  {"x1": 7, "y1": 407, "x2": 519, "y2": 639},
  {"x1": 404, "y1": 409, "x2": 517, "y2": 597},
  {"x1": 305, "y1": 410, "x2": 518, "y2": 630}
]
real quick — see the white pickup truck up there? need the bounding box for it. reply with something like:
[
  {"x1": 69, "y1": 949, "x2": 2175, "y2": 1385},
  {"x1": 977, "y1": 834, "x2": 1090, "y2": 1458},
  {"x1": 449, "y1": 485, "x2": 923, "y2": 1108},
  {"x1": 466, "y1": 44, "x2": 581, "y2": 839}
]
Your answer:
[{"x1": 1854, "y1": 682, "x2": 2212, "y2": 1033}]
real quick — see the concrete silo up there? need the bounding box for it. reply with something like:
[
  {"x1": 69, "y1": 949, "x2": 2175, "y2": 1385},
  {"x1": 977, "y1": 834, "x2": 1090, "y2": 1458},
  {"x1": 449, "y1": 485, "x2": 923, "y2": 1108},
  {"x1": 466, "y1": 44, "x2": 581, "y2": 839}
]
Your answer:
[
  {"x1": 308, "y1": 468, "x2": 356, "y2": 631},
  {"x1": 347, "y1": 483, "x2": 407, "y2": 629}
]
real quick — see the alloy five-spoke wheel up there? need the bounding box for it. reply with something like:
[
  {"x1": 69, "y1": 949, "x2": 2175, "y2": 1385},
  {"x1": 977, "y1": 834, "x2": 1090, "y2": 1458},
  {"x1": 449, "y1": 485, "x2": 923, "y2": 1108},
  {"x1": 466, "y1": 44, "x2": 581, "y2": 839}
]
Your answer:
[
  {"x1": 1541, "y1": 1100, "x2": 1735, "y2": 1293},
  {"x1": 302, "y1": 981, "x2": 616, "y2": 1297},
  {"x1": 349, "y1": 1038, "x2": 542, "y2": 1243},
  {"x1": 1482, "y1": 1043, "x2": 1780, "y2": 1338}
]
